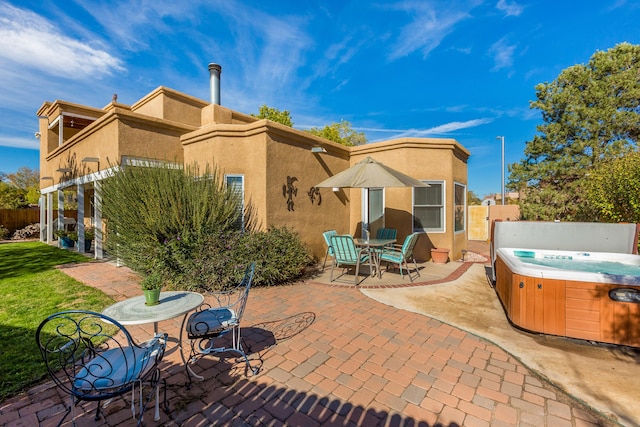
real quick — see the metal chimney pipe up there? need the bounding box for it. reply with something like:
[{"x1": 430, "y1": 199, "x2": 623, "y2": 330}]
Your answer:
[{"x1": 208, "y1": 63, "x2": 222, "y2": 105}]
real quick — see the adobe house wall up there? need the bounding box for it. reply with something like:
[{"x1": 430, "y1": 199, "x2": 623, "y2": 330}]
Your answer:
[
  {"x1": 39, "y1": 85, "x2": 470, "y2": 264},
  {"x1": 131, "y1": 87, "x2": 208, "y2": 127},
  {"x1": 183, "y1": 119, "x2": 352, "y2": 259},
  {"x1": 348, "y1": 138, "x2": 469, "y2": 261},
  {"x1": 263, "y1": 123, "x2": 351, "y2": 258}
]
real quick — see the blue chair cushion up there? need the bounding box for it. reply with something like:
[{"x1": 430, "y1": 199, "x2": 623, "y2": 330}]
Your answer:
[
  {"x1": 73, "y1": 340, "x2": 162, "y2": 391},
  {"x1": 380, "y1": 252, "x2": 403, "y2": 264},
  {"x1": 186, "y1": 308, "x2": 237, "y2": 338}
]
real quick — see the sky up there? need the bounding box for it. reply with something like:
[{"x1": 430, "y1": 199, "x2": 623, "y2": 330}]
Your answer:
[{"x1": 0, "y1": 1, "x2": 639, "y2": 198}]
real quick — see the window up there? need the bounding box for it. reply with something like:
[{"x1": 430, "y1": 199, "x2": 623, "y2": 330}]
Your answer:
[
  {"x1": 225, "y1": 175, "x2": 244, "y2": 230},
  {"x1": 413, "y1": 181, "x2": 444, "y2": 233},
  {"x1": 454, "y1": 182, "x2": 466, "y2": 233}
]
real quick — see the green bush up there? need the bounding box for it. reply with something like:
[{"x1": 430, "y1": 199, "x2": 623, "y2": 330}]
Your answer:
[
  {"x1": 174, "y1": 227, "x2": 313, "y2": 292},
  {"x1": 98, "y1": 160, "x2": 312, "y2": 290},
  {"x1": 237, "y1": 227, "x2": 314, "y2": 287},
  {"x1": 99, "y1": 160, "x2": 243, "y2": 281}
]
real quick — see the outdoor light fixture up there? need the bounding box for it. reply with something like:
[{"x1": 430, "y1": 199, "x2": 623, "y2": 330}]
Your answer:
[
  {"x1": 496, "y1": 136, "x2": 505, "y2": 205},
  {"x1": 311, "y1": 146, "x2": 327, "y2": 153},
  {"x1": 332, "y1": 187, "x2": 340, "y2": 192}
]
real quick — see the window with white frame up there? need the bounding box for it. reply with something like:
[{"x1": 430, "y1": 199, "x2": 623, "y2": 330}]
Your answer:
[
  {"x1": 413, "y1": 181, "x2": 445, "y2": 233},
  {"x1": 454, "y1": 182, "x2": 466, "y2": 233},
  {"x1": 225, "y1": 174, "x2": 244, "y2": 230}
]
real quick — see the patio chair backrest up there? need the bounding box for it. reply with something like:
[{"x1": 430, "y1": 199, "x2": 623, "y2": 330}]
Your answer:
[
  {"x1": 401, "y1": 233, "x2": 420, "y2": 258},
  {"x1": 184, "y1": 262, "x2": 258, "y2": 382},
  {"x1": 330, "y1": 235, "x2": 361, "y2": 263},
  {"x1": 35, "y1": 310, "x2": 167, "y2": 425},
  {"x1": 376, "y1": 228, "x2": 397, "y2": 240},
  {"x1": 208, "y1": 262, "x2": 255, "y2": 328},
  {"x1": 323, "y1": 230, "x2": 338, "y2": 255}
]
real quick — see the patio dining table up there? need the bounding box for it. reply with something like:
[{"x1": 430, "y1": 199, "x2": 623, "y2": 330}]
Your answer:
[
  {"x1": 354, "y1": 238, "x2": 396, "y2": 278},
  {"x1": 103, "y1": 291, "x2": 204, "y2": 378}
]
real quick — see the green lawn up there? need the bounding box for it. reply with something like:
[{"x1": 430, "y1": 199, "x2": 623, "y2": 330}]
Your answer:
[{"x1": 0, "y1": 242, "x2": 114, "y2": 401}]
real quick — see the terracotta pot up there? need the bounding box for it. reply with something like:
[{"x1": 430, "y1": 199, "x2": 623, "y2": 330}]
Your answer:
[{"x1": 431, "y1": 248, "x2": 449, "y2": 264}]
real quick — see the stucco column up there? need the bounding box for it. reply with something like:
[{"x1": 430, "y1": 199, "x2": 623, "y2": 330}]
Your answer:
[
  {"x1": 46, "y1": 192, "x2": 53, "y2": 243},
  {"x1": 39, "y1": 194, "x2": 45, "y2": 242},
  {"x1": 77, "y1": 183, "x2": 85, "y2": 253},
  {"x1": 93, "y1": 181, "x2": 103, "y2": 259}
]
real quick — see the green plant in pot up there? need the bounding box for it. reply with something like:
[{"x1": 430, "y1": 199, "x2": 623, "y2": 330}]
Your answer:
[
  {"x1": 54, "y1": 229, "x2": 75, "y2": 249},
  {"x1": 141, "y1": 273, "x2": 163, "y2": 306}
]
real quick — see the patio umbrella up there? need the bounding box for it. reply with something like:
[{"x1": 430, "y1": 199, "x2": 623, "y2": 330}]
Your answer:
[
  {"x1": 314, "y1": 156, "x2": 429, "y2": 235},
  {"x1": 314, "y1": 156, "x2": 429, "y2": 189}
]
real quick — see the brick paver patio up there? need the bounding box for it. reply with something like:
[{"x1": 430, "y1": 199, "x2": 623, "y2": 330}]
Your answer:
[{"x1": 0, "y1": 246, "x2": 617, "y2": 426}]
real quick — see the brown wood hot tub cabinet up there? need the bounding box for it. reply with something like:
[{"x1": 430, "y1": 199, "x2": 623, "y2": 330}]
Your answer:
[{"x1": 495, "y1": 256, "x2": 640, "y2": 347}]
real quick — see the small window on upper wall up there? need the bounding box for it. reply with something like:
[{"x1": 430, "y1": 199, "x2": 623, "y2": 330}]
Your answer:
[
  {"x1": 454, "y1": 182, "x2": 466, "y2": 233},
  {"x1": 413, "y1": 181, "x2": 445, "y2": 233}
]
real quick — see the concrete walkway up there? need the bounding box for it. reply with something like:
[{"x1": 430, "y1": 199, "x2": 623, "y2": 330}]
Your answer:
[{"x1": 0, "y1": 243, "x2": 625, "y2": 426}]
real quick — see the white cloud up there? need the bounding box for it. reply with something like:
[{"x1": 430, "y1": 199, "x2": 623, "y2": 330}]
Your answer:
[
  {"x1": 489, "y1": 37, "x2": 517, "y2": 71},
  {"x1": 0, "y1": 2, "x2": 125, "y2": 80},
  {"x1": 496, "y1": 0, "x2": 524, "y2": 17},
  {"x1": 0, "y1": 135, "x2": 39, "y2": 150},
  {"x1": 363, "y1": 118, "x2": 493, "y2": 141},
  {"x1": 388, "y1": 2, "x2": 479, "y2": 60},
  {"x1": 425, "y1": 118, "x2": 493, "y2": 134}
]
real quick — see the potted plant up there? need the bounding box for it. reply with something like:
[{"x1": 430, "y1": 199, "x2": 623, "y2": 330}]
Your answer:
[
  {"x1": 431, "y1": 247, "x2": 450, "y2": 264},
  {"x1": 141, "y1": 273, "x2": 163, "y2": 306},
  {"x1": 54, "y1": 229, "x2": 75, "y2": 249}
]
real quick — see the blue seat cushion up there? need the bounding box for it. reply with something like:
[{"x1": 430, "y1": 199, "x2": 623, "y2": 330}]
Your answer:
[
  {"x1": 380, "y1": 252, "x2": 403, "y2": 263},
  {"x1": 186, "y1": 308, "x2": 237, "y2": 338},
  {"x1": 73, "y1": 340, "x2": 162, "y2": 391}
]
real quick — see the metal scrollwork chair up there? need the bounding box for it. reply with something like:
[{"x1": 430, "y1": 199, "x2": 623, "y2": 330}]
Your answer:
[
  {"x1": 35, "y1": 310, "x2": 167, "y2": 426},
  {"x1": 322, "y1": 230, "x2": 338, "y2": 270},
  {"x1": 185, "y1": 263, "x2": 258, "y2": 383},
  {"x1": 330, "y1": 235, "x2": 371, "y2": 285},
  {"x1": 380, "y1": 232, "x2": 421, "y2": 281}
]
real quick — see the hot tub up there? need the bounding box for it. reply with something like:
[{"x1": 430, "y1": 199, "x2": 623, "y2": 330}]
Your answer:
[{"x1": 495, "y1": 248, "x2": 640, "y2": 347}]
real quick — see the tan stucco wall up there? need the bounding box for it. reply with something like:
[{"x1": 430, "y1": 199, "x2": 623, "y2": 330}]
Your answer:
[
  {"x1": 182, "y1": 121, "x2": 270, "y2": 226},
  {"x1": 39, "y1": 103, "x2": 192, "y2": 187},
  {"x1": 183, "y1": 118, "x2": 352, "y2": 258},
  {"x1": 132, "y1": 87, "x2": 208, "y2": 127}
]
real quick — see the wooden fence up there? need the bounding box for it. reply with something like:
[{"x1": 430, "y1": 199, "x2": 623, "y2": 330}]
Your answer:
[{"x1": 0, "y1": 209, "x2": 78, "y2": 233}]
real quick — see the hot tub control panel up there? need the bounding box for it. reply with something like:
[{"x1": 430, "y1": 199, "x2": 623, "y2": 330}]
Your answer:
[{"x1": 609, "y1": 288, "x2": 640, "y2": 303}]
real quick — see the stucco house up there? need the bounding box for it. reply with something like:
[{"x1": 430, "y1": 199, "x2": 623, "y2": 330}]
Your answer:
[{"x1": 37, "y1": 65, "x2": 470, "y2": 263}]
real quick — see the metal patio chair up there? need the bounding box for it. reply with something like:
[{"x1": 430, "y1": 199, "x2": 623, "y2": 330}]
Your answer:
[
  {"x1": 329, "y1": 234, "x2": 371, "y2": 285},
  {"x1": 375, "y1": 227, "x2": 397, "y2": 240},
  {"x1": 185, "y1": 263, "x2": 258, "y2": 382},
  {"x1": 380, "y1": 232, "x2": 421, "y2": 281},
  {"x1": 36, "y1": 310, "x2": 167, "y2": 426},
  {"x1": 322, "y1": 230, "x2": 338, "y2": 270},
  {"x1": 374, "y1": 227, "x2": 398, "y2": 253}
]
